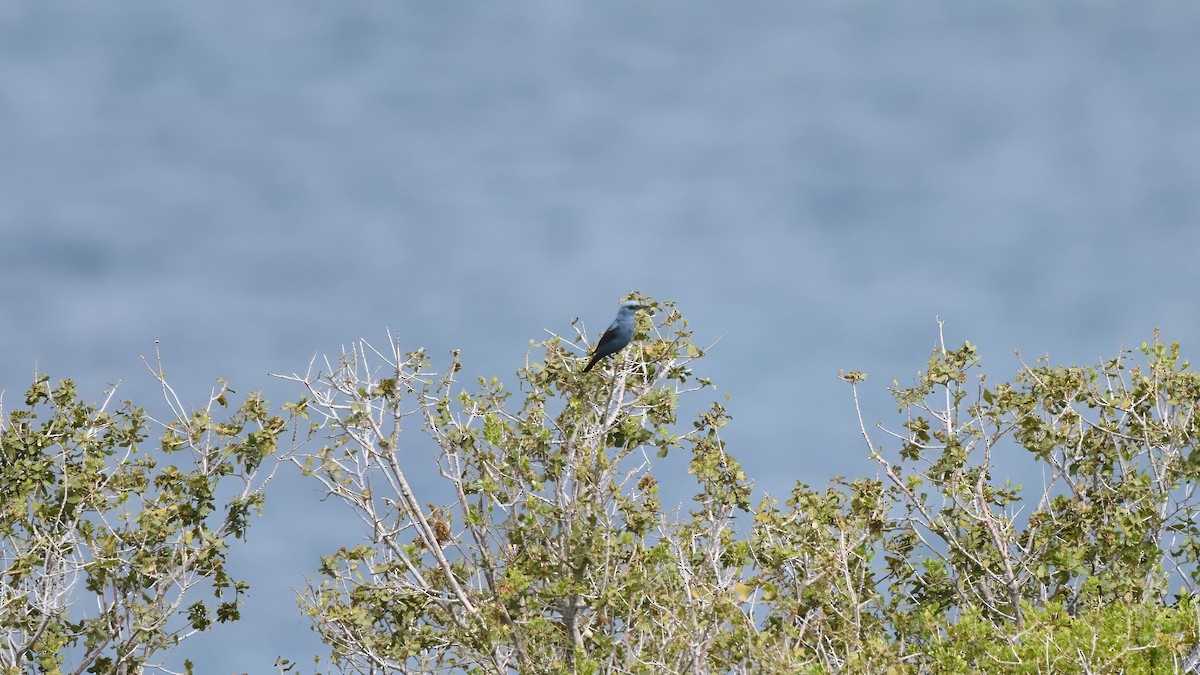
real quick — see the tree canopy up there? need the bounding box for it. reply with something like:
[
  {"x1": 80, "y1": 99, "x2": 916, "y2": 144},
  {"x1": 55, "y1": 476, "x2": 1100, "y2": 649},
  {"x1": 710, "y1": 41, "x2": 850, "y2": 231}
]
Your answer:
[{"x1": 4, "y1": 301, "x2": 1199, "y2": 673}]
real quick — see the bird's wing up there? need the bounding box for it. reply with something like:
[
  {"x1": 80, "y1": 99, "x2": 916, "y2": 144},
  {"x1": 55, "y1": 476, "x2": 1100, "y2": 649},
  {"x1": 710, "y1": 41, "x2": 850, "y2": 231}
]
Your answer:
[{"x1": 593, "y1": 325, "x2": 622, "y2": 351}]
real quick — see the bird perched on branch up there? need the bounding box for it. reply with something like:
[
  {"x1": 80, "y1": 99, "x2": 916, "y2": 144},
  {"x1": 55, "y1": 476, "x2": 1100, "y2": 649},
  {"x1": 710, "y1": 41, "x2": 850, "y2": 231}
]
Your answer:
[{"x1": 582, "y1": 301, "x2": 650, "y2": 372}]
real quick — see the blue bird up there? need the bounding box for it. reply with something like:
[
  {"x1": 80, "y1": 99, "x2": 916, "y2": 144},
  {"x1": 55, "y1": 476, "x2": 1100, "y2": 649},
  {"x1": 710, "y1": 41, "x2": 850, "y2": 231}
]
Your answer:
[{"x1": 582, "y1": 301, "x2": 650, "y2": 372}]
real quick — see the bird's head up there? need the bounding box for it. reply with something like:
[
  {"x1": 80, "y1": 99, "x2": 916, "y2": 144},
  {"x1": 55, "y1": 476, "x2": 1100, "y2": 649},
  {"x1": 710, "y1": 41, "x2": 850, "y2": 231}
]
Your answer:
[{"x1": 620, "y1": 301, "x2": 650, "y2": 312}]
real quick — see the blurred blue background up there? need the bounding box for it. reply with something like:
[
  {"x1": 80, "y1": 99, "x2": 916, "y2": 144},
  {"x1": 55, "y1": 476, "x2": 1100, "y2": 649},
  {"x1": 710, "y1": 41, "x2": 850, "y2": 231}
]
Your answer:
[{"x1": 3, "y1": 2, "x2": 1200, "y2": 671}]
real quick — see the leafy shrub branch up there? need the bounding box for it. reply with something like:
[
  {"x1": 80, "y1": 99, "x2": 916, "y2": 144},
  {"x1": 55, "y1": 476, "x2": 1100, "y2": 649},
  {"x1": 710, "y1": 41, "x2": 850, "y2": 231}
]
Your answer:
[{"x1": 0, "y1": 349, "x2": 290, "y2": 675}]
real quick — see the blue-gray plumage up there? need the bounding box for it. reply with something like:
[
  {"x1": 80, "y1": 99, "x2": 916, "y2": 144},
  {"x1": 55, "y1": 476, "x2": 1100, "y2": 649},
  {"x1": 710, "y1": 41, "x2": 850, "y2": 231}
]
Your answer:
[{"x1": 582, "y1": 301, "x2": 649, "y2": 372}]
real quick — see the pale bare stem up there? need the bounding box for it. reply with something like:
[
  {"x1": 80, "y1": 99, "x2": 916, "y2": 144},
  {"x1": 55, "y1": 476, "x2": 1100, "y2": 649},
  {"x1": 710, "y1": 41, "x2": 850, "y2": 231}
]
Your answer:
[
  {"x1": 817, "y1": 633, "x2": 842, "y2": 671},
  {"x1": 4, "y1": 530, "x2": 82, "y2": 669},
  {"x1": 66, "y1": 368, "x2": 278, "y2": 673},
  {"x1": 1165, "y1": 478, "x2": 1200, "y2": 594},
  {"x1": 850, "y1": 382, "x2": 954, "y2": 577},
  {"x1": 974, "y1": 443, "x2": 1023, "y2": 626},
  {"x1": 1135, "y1": 366, "x2": 1197, "y2": 572},
  {"x1": 848, "y1": 381, "x2": 881, "y2": 462},
  {"x1": 279, "y1": 338, "x2": 497, "y2": 668},
  {"x1": 936, "y1": 317, "x2": 954, "y2": 429},
  {"x1": 16, "y1": 365, "x2": 269, "y2": 675},
  {"x1": 0, "y1": 380, "x2": 132, "y2": 671},
  {"x1": 861, "y1": 367, "x2": 1033, "y2": 619},
  {"x1": 144, "y1": 342, "x2": 189, "y2": 436},
  {"x1": 660, "y1": 504, "x2": 739, "y2": 672},
  {"x1": 424, "y1": 397, "x2": 514, "y2": 637},
  {"x1": 954, "y1": 376, "x2": 1026, "y2": 625}
]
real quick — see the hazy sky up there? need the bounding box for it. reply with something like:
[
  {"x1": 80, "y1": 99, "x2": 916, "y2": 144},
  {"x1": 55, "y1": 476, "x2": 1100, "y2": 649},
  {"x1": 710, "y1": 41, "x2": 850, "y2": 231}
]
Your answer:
[{"x1": 4, "y1": 3, "x2": 1199, "y2": 671}]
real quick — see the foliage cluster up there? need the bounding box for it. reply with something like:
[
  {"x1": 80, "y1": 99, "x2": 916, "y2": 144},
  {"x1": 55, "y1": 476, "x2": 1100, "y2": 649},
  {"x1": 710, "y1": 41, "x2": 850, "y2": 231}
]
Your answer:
[
  {"x1": 281, "y1": 304, "x2": 1200, "y2": 673},
  {"x1": 5, "y1": 301, "x2": 1200, "y2": 673},
  {"x1": 1, "y1": 355, "x2": 287, "y2": 674}
]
